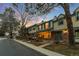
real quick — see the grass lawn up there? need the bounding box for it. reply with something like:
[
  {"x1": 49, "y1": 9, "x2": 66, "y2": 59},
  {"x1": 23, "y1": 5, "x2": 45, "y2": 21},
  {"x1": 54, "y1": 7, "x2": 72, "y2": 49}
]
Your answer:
[{"x1": 44, "y1": 44, "x2": 79, "y2": 56}]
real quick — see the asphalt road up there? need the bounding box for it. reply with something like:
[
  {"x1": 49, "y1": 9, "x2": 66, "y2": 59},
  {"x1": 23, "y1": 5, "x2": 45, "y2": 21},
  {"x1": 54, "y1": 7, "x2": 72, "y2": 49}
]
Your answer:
[{"x1": 0, "y1": 39, "x2": 46, "y2": 56}]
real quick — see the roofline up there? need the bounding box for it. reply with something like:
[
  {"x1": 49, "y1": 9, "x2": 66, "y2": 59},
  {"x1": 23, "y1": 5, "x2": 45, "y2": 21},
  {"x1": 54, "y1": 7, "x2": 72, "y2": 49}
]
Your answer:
[{"x1": 27, "y1": 7, "x2": 79, "y2": 28}]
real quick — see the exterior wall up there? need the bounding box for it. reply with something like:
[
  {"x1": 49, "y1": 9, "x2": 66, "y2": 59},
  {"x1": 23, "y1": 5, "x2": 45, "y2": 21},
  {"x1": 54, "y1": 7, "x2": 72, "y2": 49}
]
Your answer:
[
  {"x1": 72, "y1": 7, "x2": 79, "y2": 42},
  {"x1": 38, "y1": 22, "x2": 49, "y2": 32},
  {"x1": 72, "y1": 8, "x2": 79, "y2": 28},
  {"x1": 39, "y1": 25, "x2": 41, "y2": 31},
  {"x1": 28, "y1": 25, "x2": 38, "y2": 34},
  {"x1": 62, "y1": 29, "x2": 69, "y2": 44},
  {"x1": 53, "y1": 14, "x2": 68, "y2": 44},
  {"x1": 41, "y1": 23, "x2": 45, "y2": 30},
  {"x1": 38, "y1": 23, "x2": 45, "y2": 32},
  {"x1": 72, "y1": 16, "x2": 79, "y2": 28},
  {"x1": 36, "y1": 21, "x2": 54, "y2": 40},
  {"x1": 38, "y1": 31, "x2": 51, "y2": 39},
  {"x1": 54, "y1": 14, "x2": 67, "y2": 31},
  {"x1": 48, "y1": 20, "x2": 54, "y2": 29},
  {"x1": 45, "y1": 22, "x2": 49, "y2": 29},
  {"x1": 51, "y1": 31, "x2": 55, "y2": 41}
]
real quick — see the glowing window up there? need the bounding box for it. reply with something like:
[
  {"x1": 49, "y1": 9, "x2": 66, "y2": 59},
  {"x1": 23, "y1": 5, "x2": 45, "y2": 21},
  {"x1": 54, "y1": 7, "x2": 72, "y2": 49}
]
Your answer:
[{"x1": 45, "y1": 23, "x2": 48, "y2": 29}]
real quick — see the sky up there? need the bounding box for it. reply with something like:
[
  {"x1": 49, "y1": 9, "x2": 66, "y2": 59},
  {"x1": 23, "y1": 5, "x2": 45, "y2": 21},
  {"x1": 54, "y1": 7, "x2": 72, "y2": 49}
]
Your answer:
[
  {"x1": 42, "y1": 3, "x2": 79, "y2": 21},
  {"x1": 0, "y1": 3, "x2": 11, "y2": 14},
  {"x1": 0, "y1": 3, "x2": 79, "y2": 27}
]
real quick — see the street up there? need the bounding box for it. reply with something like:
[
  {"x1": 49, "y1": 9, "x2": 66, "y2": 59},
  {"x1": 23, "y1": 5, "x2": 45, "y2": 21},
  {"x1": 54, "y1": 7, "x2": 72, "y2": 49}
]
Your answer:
[{"x1": 0, "y1": 38, "x2": 46, "y2": 56}]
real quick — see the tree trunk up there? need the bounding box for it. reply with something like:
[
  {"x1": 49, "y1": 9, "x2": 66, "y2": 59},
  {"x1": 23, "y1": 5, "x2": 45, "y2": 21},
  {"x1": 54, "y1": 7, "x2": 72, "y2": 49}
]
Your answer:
[{"x1": 63, "y1": 3, "x2": 75, "y2": 47}]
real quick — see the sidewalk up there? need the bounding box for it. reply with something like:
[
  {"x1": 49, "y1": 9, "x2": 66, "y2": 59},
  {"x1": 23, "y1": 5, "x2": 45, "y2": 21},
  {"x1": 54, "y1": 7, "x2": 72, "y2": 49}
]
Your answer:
[{"x1": 14, "y1": 39, "x2": 64, "y2": 56}]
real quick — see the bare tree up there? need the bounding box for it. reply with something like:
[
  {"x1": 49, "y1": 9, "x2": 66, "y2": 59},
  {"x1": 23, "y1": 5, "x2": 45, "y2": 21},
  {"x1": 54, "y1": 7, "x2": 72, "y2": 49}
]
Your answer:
[{"x1": 12, "y1": 3, "x2": 34, "y2": 27}]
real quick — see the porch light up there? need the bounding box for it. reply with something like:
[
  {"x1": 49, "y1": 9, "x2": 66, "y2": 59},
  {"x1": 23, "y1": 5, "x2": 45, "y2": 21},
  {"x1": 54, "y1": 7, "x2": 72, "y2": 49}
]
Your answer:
[{"x1": 63, "y1": 29, "x2": 68, "y2": 33}]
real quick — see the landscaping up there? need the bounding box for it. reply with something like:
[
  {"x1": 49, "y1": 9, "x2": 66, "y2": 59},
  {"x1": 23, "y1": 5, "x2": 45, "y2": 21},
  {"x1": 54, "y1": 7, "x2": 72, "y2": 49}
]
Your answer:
[
  {"x1": 44, "y1": 43, "x2": 79, "y2": 56},
  {"x1": 16, "y1": 36, "x2": 48, "y2": 46}
]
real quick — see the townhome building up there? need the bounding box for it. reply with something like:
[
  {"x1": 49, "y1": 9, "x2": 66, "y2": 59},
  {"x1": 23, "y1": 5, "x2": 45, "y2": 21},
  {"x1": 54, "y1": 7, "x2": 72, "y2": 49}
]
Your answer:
[
  {"x1": 37, "y1": 21, "x2": 53, "y2": 39},
  {"x1": 27, "y1": 7, "x2": 79, "y2": 44},
  {"x1": 72, "y1": 7, "x2": 79, "y2": 42}
]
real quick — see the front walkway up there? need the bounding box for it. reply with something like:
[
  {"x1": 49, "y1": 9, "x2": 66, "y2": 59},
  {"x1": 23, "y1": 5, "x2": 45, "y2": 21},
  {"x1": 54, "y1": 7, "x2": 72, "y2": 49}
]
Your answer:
[{"x1": 14, "y1": 39, "x2": 64, "y2": 56}]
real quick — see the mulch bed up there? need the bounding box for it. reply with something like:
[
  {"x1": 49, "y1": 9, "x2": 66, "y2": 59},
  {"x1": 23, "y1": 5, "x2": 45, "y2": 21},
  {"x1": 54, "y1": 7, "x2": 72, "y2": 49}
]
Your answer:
[
  {"x1": 16, "y1": 38, "x2": 44, "y2": 46},
  {"x1": 44, "y1": 43, "x2": 79, "y2": 56}
]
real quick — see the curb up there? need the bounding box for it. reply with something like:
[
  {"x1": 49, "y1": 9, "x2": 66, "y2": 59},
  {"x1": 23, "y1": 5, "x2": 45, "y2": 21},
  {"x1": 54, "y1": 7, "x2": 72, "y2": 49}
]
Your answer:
[{"x1": 14, "y1": 39, "x2": 64, "y2": 56}]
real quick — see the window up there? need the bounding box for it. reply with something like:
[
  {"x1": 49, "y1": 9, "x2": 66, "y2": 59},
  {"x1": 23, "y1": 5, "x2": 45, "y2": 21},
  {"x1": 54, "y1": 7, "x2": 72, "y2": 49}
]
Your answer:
[
  {"x1": 49, "y1": 21, "x2": 51, "y2": 28},
  {"x1": 33, "y1": 27, "x2": 35, "y2": 30},
  {"x1": 49, "y1": 21, "x2": 53, "y2": 28},
  {"x1": 76, "y1": 12, "x2": 79, "y2": 20},
  {"x1": 45, "y1": 23, "x2": 48, "y2": 29},
  {"x1": 29, "y1": 29, "x2": 32, "y2": 33},
  {"x1": 58, "y1": 17, "x2": 64, "y2": 25},
  {"x1": 75, "y1": 31, "x2": 79, "y2": 39},
  {"x1": 39, "y1": 25, "x2": 41, "y2": 30},
  {"x1": 50, "y1": 21, "x2": 53, "y2": 28},
  {"x1": 41, "y1": 24, "x2": 43, "y2": 30},
  {"x1": 38, "y1": 26, "x2": 39, "y2": 31},
  {"x1": 29, "y1": 29, "x2": 31, "y2": 31},
  {"x1": 41, "y1": 24, "x2": 44, "y2": 30}
]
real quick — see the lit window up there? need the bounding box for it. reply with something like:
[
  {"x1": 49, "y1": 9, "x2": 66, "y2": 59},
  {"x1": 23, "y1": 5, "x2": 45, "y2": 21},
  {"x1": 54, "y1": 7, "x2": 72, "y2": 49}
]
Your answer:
[
  {"x1": 45, "y1": 23, "x2": 48, "y2": 29},
  {"x1": 39, "y1": 25, "x2": 41, "y2": 30}
]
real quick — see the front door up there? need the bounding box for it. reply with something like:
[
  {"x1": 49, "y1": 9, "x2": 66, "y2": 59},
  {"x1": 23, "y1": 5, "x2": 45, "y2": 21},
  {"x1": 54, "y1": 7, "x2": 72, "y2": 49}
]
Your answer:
[{"x1": 54, "y1": 31, "x2": 62, "y2": 44}]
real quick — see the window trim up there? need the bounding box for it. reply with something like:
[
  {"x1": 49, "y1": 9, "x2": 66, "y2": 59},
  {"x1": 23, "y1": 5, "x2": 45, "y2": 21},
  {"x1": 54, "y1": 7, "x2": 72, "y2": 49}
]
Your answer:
[
  {"x1": 76, "y1": 11, "x2": 79, "y2": 21},
  {"x1": 58, "y1": 17, "x2": 64, "y2": 25}
]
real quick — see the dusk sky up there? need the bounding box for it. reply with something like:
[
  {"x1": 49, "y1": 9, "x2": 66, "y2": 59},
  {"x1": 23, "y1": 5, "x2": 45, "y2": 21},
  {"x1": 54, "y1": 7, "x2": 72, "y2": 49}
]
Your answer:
[
  {"x1": 42, "y1": 3, "x2": 79, "y2": 21},
  {"x1": 0, "y1": 3, "x2": 79, "y2": 27}
]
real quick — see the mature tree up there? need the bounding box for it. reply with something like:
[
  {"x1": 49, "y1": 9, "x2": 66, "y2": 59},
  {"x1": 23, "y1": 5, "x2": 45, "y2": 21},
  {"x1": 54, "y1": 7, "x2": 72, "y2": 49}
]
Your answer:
[
  {"x1": 12, "y1": 4, "x2": 35, "y2": 27},
  {"x1": 12, "y1": 3, "x2": 33, "y2": 38},
  {"x1": 1, "y1": 7, "x2": 20, "y2": 39},
  {"x1": 61, "y1": 4, "x2": 75, "y2": 47}
]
